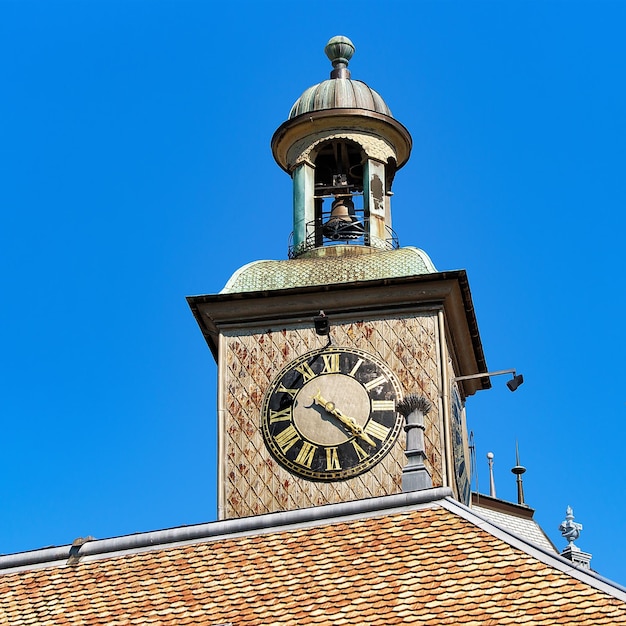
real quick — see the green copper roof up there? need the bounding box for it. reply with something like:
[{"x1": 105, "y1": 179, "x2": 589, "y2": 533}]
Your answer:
[
  {"x1": 288, "y1": 36, "x2": 393, "y2": 120},
  {"x1": 289, "y1": 79, "x2": 391, "y2": 119},
  {"x1": 221, "y1": 247, "x2": 437, "y2": 294}
]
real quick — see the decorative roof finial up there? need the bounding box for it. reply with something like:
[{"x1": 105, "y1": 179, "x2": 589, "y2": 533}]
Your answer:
[
  {"x1": 559, "y1": 505, "x2": 582, "y2": 548},
  {"x1": 559, "y1": 506, "x2": 592, "y2": 569},
  {"x1": 487, "y1": 452, "x2": 496, "y2": 498},
  {"x1": 511, "y1": 441, "x2": 527, "y2": 506},
  {"x1": 324, "y1": 35, "x2": 355, "y2": 79}
]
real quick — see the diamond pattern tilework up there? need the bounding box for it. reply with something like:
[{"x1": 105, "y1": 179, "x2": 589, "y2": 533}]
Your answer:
[
  {"x1": 221, "y1": 247, "x2": 437, "y2": 294},
  {"x1": 2, "y1": 505, "x2": 625, "y2": 625},
  {"x1": 472, "y1": 505, "x2": 556, "y2": 552},
  {"x1": 222, "y1": 314, "x2": 443, "y2": 519}
]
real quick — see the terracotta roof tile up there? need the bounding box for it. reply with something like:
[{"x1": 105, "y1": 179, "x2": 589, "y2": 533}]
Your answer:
[{"x1": 0, "y1": 505, "x2": 625, "y2": 624}]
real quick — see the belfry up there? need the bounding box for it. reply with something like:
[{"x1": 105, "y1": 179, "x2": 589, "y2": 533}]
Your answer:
[{"x1": 272, "y1": 36, "x2": 411, "y2": 256}]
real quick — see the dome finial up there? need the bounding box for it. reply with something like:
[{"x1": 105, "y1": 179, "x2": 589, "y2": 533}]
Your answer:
[{"x1": 324, "y1": 35, "x2": 355, "y2": 79}]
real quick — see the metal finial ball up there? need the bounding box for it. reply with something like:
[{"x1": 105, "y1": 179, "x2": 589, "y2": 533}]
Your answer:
[
  {"x1": 396, "y1": 393, "x2": 432, "y2": 417},
  {"x1": 324, "y1": 35, "x2": 355, "y2": 68}
]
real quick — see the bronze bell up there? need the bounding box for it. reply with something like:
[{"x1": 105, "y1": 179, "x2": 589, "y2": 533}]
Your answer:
[
  {"x1": 328, "y1": 196, "x2": 354, "y2": 221},
  {"x1": 322, "y1": 196, "x2": 364, "y2": 240}
]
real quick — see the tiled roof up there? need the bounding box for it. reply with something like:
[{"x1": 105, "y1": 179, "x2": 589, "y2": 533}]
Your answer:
[
  {"x1": 220, "y1": 247, "x2": 437, "y2": 294},
  {"x1": 470, "y1": 493, "x2": 557, "y2": 554},
  {"x1": 472, "y1": 503, "x2": 556, "y2": 552},
  {"x1": 1, "y1": 495, "x2": 625, "y2": 625}
]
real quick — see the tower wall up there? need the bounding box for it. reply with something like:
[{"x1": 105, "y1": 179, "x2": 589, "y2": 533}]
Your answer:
[{"x1": 218, "y1": 313, "x2": 445, "y2": 518}]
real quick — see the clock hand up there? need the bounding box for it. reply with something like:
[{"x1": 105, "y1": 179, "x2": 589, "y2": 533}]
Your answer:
[
  {"x1": 311, "y1": 391, "x2": 376, "y2": 446},
  {"x1": 332, "y1": 407, "x2": 376, "y2": 447},
  {"x1": 311, "y1": 391, "x2": 336, "y2": 413}
]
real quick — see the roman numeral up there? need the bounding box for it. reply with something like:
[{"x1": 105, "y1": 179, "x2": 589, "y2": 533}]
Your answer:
[
  {"x1": 348, "y1": 358, "x2": 364, "y2": 378},
  {"x1": 294, "y1": 441, "x2": 317, "y2": 468},
  {"x1": 321, "y1": 353, "x2": 340, "y2": 373},
  {"x1": 274, "y1": 425, "x2": 300, "y2": 454},
  {"x1": 326, "y1": 447, "x2": 341, "y2": 470},
  {"x1": 294, "y1": 361, "x2": 316, "y2": 383},
  {"x1": 371, "y1": 400, "x2": 395, "y2": 411},
  {"x1": 364, "y1": 375, "x2": 387, "y2": 391},
  {"x1": 277, "y1": 384, "x2": 299, "y2": 399},
  {"x1": 364, "y1": 420, "x2": 390, "y2": 441},
  {"x1": 351, "y1": 440, "x2": 369, "y2": 462},
  {"x1": 268, "y1": 406, "x2": 292, "y2": 423}
]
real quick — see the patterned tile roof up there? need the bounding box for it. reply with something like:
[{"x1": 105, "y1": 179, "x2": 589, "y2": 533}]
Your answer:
[
  {"x1": 472, "y1": 503, "x2": 557, "y2": 553},
  {"x1": 220, "y1": 246, "x2": 437, "y2": 293},
  {"x1": 470, "y1": 493, "x2": 557, "y2": 554},
  {"x1": 1, "y1": 496, "x2": 625, "y2": 625}
]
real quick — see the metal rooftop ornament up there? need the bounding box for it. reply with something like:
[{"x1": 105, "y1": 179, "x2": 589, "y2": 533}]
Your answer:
[
  {"x1": 325, "y1": 35, "x2": 354, "y2": 79},
  {"x1": 510, "y1": 441, "x2": 527, "y2": 506},
  {"x1": 559, "y1": 506, "x2": 592, "y2": 569},
  {"x1": 559, "y1": 506, "x2": 582, "y2": 547},
  {"x1": 487, "y1": 452, "x2": 496, "y2": 498}
]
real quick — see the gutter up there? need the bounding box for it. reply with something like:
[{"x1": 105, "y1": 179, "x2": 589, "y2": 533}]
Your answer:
[{"x1": 0, "y1": 487, "x2": 453, "y2": 574}]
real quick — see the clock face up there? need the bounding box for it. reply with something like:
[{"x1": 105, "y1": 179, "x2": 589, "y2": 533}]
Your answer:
[
  {"x1": 451, "y1": 384, "x2": 470, "y2": 505},
  {"x1": 261, "y1": 346, "x2": 403, "y2": 482}
]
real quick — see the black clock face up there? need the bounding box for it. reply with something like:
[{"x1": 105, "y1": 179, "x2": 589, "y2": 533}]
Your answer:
[
  {"x1": 451, "y1": 385, "x2": 470, "y2": 505},
  {"x1": 261, "y1": 347, "x2": 403, "y2": 482}
]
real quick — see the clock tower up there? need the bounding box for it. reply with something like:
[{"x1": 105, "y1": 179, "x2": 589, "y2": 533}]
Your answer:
[{"x1": 188, "y1": 36, "x2": 488, "y2": 520}]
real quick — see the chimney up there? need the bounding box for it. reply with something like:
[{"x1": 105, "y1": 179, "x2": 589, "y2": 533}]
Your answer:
[{"x1": 397, "y1": 394, "x2": 432, "y2": 492}]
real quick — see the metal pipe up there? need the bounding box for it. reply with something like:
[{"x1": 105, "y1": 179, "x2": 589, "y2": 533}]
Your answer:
[
  {"x1": 438, "y1": 310, "x2": 453, "y2": 490},
  {"x1": 217, "y1": 332, "x2": 226, "y2": 520},
  {"x1": 454, "y1": 369, "x2": 516, "y2": 382},
  {"x1": 487, "y1": 452, "x2": 496, "y2": 498}
]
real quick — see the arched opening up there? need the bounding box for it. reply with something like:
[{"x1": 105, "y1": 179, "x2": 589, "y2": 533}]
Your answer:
[
  {"x1": 312, "y1": 139, "x2": 366, "y2": 248},
  {"x1": 288, "y1": 139, "x2": 400, "y2": 258},
  {"x1": 313, "y1": 140, "x2": 364, "y2": 193}
]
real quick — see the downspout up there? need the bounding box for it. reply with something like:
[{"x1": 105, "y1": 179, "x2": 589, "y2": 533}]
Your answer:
[
  {"x1": 217, "y1": 332, "x2": 227, "y2": 520},
  {"x1": 437, "y1": 310, "x2": 454, "y2": 492}
]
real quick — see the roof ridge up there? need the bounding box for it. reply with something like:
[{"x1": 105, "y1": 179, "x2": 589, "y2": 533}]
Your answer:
[{"x1": 441, "y1": 497, "x2": 626, "y2": 601}]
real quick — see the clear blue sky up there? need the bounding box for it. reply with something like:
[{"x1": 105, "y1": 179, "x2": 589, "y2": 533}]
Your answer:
[{"x1": 2, "y1": 0, "x2": 625, "y2": 585}]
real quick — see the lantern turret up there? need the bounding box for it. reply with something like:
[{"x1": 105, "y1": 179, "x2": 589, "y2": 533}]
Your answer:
[{"x1": 271, "y1": 36, "x2": 412, "y2": 258}]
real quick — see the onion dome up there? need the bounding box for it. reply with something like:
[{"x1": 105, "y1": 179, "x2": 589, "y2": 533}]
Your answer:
[{"x1": 289, "y1": 36, "x2": 392, "y2": 119}]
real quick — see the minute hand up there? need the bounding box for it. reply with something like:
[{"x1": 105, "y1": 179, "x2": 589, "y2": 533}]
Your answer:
[{"x1": 311, "y1": 391, "x2": 376, "y2": 446}]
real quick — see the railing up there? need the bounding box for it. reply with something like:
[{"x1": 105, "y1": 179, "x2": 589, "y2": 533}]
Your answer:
[{"x1": 288, "y1": 213, "x2": 399, "y2": 259}]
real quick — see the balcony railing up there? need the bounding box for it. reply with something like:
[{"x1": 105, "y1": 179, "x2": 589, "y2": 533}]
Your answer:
[{"x1": 288, "y1": 210, "x2": 399, "y2": 258}]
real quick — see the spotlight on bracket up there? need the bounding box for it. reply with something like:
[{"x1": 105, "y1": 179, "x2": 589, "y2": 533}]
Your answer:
[
  {"x1": 454, "y1": 369, "x2": 524, "y2": 392},
  {"x1": 506, "y1": 374, "x2": 524, "y2": 392},
  {"x1": 313, "y1": 310, "x2": 330, "y2": 336}
]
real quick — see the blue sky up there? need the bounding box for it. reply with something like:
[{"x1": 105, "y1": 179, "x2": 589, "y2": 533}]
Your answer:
[{"x1": 2, "y1": 0, "x2": 625, "y2": 585}]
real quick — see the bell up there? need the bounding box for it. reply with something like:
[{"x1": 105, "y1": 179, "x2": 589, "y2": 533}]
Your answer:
[
  {"x1": 322, "y1": 196, "x2": 364, "y2": 240},
  {"x1": 329, "y1": 196, "x2": 354, "y2": 221}
]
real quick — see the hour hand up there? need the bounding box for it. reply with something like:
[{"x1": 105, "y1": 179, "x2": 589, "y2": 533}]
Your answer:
[
  {"x1": 311, "y1": 391, "x2": 375, "y2": 446},
  {"x1": 311, "y1": 390, "x2": 334, "y2": 413}
]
